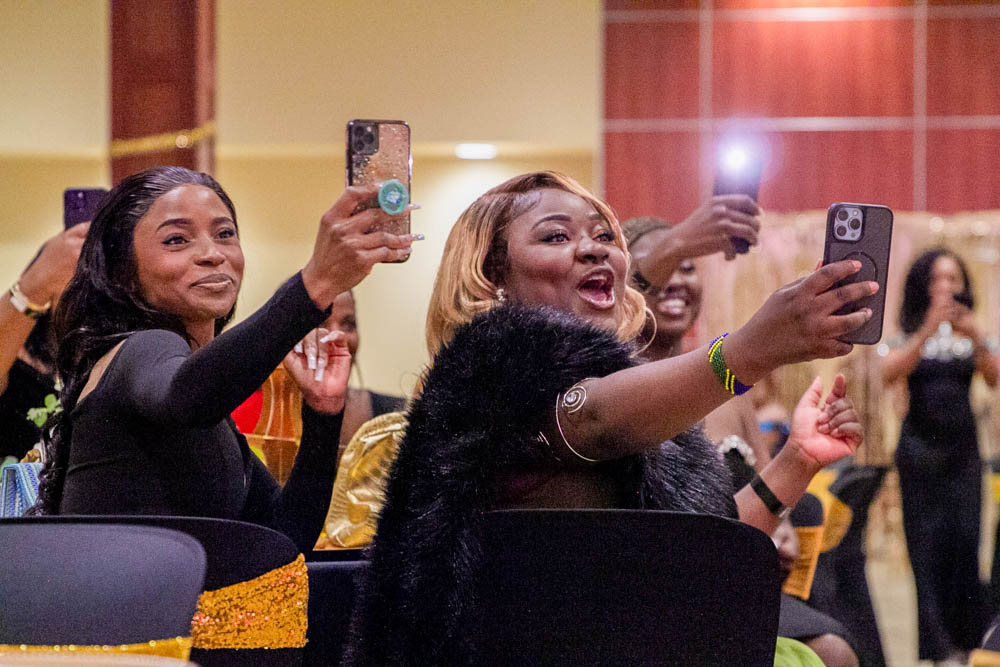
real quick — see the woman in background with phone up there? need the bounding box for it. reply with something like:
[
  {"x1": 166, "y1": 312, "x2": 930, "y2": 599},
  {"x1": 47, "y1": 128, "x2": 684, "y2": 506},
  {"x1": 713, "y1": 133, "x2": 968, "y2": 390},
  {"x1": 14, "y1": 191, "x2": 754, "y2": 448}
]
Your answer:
[
  {"x1": 0, "y1": 222, "x2": 89, "y2": 463},
  {"x1": 881, "y1": 248, "x2": 997, "y2": 665}
]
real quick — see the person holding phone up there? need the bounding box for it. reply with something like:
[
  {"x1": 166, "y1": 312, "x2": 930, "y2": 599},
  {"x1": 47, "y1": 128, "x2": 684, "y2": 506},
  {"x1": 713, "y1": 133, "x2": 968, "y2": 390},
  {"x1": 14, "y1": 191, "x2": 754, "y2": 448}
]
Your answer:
[
  {"x1": 347, "y1": 171, "x2": 869, "y2": 665},
  {"x1": 0, "y1": 222, "x2": 89, "y2": 463},
  {"x1": 30, "y1": 166, "x2": 419, "y2": 555},
  {"x1": 880, "y1": 248, "x2": 998, "y2": 664}
]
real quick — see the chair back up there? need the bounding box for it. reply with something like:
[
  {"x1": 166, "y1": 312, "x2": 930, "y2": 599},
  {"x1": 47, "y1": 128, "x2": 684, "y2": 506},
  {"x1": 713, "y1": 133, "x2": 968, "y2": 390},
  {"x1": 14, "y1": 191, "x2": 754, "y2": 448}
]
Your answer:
[
  {"x1": 2, "y1": 516, "x2": 305, "y2": 667},
  {"x1": 0, "y1": 522, "x2": 205, "y2": 647},
  {"x1": 475, "y1": 509, "x2": 781, "y2": 666}
]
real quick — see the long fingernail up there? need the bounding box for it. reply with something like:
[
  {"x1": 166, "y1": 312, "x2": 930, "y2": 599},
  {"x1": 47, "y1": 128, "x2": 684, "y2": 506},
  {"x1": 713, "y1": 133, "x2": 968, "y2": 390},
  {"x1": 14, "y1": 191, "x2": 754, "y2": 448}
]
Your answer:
[
  {"x1": 412, "y1": 233, "x2": 425, "y2": 241},
  {"x1": 307, "y1": 352, "x2": 316, "y2": 370},
  {"x1": 408, "y1": 203, "x2": 422, "y2": 211},
  {"x1": 314, "y1": 367, "x2": 325, "y2": 382},
  {"x1": 319, "y1": 331, "x2": 340, "y2": 344},
  {"x1": 294, "y1": 342, "x2": 303, "y2": 354}
]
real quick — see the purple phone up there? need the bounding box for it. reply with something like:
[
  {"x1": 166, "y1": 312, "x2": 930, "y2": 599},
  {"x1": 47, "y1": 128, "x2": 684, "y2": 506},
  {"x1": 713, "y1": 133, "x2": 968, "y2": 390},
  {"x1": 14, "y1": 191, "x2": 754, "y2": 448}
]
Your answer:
[{"x1": 63, "y1": 188, "x2": 108, "y2": 228}]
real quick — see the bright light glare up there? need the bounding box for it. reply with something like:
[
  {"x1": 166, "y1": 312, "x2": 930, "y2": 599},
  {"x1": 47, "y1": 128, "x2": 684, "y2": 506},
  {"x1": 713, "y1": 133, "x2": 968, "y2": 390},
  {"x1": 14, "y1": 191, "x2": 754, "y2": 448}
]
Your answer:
[
  {"x1": 455, "y1": 143, "x2": 498, "y2": 160},
  {"x1": 721, "y1": 146, "x2": 749, "y2": 174}
]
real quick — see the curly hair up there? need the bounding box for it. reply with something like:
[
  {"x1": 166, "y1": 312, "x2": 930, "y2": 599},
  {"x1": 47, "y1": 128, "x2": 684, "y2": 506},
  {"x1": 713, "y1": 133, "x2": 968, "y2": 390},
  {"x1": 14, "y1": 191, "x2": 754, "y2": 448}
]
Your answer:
[
  {"x1": 899, "y1": 247, "x2": 974, "y2": 335},
  {"x1": 31, "y1": 166, "x2": 238, "y2": 515}
]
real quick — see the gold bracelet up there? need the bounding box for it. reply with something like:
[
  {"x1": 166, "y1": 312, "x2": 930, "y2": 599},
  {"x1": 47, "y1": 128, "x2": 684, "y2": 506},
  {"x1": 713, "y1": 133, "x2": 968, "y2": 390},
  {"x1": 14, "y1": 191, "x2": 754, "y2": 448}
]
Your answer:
[{"x1": 9, "y1": 282, "x2": 51, "y2": 319}]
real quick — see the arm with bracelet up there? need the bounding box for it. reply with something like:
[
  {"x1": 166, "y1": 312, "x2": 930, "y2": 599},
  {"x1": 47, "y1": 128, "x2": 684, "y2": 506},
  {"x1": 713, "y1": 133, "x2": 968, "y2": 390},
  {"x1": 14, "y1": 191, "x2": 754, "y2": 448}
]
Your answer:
[{"x1": 543, "y1": 260, "x2": 872, "y2": 534}]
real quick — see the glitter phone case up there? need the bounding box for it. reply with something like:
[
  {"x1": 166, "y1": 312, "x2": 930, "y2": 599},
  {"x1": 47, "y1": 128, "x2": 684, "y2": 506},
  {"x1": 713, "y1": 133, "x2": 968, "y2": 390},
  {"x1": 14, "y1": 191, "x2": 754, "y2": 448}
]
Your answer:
[
  {"x1": 346, "y1": 119, "x2": 411, "y2": 261},
  {"x1": 822, "y1": 202, "x2": 893, "y2": 345}
]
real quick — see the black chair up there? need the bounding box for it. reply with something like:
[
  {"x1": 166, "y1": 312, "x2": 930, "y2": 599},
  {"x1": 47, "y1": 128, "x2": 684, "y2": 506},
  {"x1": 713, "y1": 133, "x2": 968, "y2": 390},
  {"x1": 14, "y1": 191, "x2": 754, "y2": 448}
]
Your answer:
[
  {"x1": 0, "y1": 522, "x2": 205, "y2": 648},
  {"x1": 304, "y1": 556, "x2": 368, "y2": 666},
  {"x1": 3, "y1": 516, "x2": 305, "y2": 666},
  {"x1": 475, "y1": 509, "x2": 781, "y2": 666}
]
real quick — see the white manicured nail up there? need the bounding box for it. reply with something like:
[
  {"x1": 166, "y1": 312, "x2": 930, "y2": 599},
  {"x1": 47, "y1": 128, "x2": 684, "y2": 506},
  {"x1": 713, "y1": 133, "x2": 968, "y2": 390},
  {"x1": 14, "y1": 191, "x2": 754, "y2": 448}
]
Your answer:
[
  {"x1": 294, "y1": 342, "x2": 303, "y2": 354},
  {"x1": 314, "y1": 368, "x2": 325, "y2": 382},
  {"x1": 307, "y1": 352, "x2": 316, "y2": 370}
]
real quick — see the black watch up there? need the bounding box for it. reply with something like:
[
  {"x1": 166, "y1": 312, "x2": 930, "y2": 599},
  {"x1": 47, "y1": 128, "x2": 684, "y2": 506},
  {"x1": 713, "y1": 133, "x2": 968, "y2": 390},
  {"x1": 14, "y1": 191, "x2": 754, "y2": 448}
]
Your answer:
[{"x1": 750, "y1": 475, "x2": 791, "y2": 521}]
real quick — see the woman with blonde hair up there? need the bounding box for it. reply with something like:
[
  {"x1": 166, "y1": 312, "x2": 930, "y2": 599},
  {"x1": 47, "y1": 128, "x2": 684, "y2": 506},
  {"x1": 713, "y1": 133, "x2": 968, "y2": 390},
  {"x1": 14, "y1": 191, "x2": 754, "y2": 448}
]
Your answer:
[{"x1": 347, "y1": 171, "x2": 870, "y2": 665}]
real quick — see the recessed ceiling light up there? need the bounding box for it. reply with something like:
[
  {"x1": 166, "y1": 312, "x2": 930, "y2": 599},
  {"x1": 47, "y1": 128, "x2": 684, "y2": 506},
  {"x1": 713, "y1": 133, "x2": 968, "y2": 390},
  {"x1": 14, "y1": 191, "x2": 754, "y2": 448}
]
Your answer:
[{"x1": 455, "y1": 143, "x2": 498, "y2": 160}]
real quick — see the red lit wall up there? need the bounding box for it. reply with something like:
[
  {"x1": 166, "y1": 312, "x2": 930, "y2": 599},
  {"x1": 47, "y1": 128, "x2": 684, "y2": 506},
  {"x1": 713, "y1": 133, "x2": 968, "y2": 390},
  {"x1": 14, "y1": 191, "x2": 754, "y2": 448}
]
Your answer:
[{"x1": 603, "y1": 1, "x2": 1000, "y2": 220}]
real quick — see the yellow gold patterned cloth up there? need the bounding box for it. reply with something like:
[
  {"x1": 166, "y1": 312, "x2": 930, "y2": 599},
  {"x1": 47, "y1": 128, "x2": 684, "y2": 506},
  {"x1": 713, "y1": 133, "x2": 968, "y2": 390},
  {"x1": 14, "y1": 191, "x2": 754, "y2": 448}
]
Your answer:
[
  {"x1": 321, "y1": 411, "x2": 407, "y2": 549},
  {"x1": 191, "y1": 553, "x2": 308, "y2": 650},
  {"x1": 0, "y1": 636, "x2": 192, "y2": 659}
]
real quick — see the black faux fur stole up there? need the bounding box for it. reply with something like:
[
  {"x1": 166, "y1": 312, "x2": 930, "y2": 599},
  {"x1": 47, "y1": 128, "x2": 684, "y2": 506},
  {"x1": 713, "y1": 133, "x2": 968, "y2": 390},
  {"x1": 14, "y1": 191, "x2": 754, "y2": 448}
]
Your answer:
[{"x1": 344, "y1": 304, "x2": 736, "y2": 666}]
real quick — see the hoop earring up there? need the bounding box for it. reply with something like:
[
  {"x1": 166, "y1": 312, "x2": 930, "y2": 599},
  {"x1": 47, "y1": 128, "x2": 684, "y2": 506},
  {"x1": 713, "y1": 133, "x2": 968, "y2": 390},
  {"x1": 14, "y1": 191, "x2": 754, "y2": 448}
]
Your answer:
[
  {"x1": 495, "y1": 287, "x2": 506, "y2": 303},
  {"x1": 635, "y1": 306, "x2": 658, "y2": 356}
]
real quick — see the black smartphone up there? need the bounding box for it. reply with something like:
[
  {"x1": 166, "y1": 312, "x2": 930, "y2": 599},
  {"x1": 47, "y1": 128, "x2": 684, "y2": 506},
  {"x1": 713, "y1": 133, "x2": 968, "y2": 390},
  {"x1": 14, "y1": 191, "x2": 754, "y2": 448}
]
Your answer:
[
  {"x1": 346, "y1": 119, "x2": 411, "y2": 261},
  {"x1": 63, "y1": 188, "x2": 108, "y2": 228},
  {"x1": 822, "y1": 203, "x2": 893, "y2": 345},
  {"x1": 713, "y1": 148, "x2": 761, "y2": 254}
]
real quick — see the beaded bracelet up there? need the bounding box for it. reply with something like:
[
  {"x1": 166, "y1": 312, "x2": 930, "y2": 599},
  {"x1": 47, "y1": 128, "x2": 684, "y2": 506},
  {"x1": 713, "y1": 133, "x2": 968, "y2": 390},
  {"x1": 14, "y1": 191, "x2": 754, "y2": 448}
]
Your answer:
[{"x1": 707, "y1": 333, "x2": 753, "y2": 396}]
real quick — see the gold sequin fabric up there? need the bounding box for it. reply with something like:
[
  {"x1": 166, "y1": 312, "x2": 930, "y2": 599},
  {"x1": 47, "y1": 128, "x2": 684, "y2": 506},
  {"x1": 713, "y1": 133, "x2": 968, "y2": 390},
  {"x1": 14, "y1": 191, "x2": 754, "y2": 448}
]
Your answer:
[
  {"x1": 191, "y1": 553, "x2": 308, "y2": 649},
  {"x1": 0, "y1": 635, "x2": 192, "y2": 659}
]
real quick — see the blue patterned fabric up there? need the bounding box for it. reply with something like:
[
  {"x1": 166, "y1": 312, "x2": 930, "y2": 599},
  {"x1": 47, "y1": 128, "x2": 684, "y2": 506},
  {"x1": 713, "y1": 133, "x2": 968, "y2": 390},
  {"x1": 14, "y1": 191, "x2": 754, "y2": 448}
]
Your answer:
[{"x1": 1, "y1": 462, "x2": 42, "y2": 517}]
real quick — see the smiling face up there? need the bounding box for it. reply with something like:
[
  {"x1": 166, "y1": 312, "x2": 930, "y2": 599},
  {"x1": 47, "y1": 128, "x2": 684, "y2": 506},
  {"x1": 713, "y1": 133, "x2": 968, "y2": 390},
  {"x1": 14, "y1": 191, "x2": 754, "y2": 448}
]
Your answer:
[
  {"x1": 132, "y1": 184, "x2": 244, "y2": 345},
  {"x1": 629, "y1": 231, "x2": 703, "y2": 343},
  {"x1": 499, "y1": 188, "x2": 628, "y2": 332}
]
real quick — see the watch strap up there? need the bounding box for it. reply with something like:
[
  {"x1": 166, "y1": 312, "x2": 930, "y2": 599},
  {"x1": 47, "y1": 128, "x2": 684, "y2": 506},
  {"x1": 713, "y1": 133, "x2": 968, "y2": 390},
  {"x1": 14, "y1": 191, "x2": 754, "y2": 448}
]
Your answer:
[{"x1": 750, "y1": 474, "x2": 791, "y2": 520}]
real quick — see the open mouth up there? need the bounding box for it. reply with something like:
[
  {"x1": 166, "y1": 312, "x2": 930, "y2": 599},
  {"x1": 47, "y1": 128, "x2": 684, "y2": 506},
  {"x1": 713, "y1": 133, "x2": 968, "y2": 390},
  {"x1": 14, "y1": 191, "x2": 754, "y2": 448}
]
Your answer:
[{"x1": 576, "y1": 270, "x2": 616, "y2": 310}]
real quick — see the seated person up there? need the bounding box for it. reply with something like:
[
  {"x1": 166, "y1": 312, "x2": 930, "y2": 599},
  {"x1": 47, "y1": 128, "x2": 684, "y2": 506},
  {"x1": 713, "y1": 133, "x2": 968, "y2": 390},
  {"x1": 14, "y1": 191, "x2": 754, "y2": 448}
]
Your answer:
[
  {"x1": 346, "y1": 171, "x2": 872, "y2": 665},
  {"x1": 30, "y1": 166, "x2": 419, "y2": 555},
  {"x1": 1, "y1": 223, "x2": 88, "y2": 463}
]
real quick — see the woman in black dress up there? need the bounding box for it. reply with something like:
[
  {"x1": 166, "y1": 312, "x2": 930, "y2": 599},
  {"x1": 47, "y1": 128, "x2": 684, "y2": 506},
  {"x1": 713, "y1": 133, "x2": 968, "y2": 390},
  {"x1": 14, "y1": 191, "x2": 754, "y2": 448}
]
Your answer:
[
  {"x1": 881, "y1": 247, "x2": 998, "y2": 663},
  {"x1": 31, "y1": 166, "x2": 418, "y2": 554}
]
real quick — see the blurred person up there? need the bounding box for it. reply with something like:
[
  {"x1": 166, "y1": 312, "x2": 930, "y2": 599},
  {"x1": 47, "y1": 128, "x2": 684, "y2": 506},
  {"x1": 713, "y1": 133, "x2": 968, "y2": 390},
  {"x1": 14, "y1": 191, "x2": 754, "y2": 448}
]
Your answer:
[
  {"x1": 322, "y1": 290, "x2": 405, "y2": 457},
  {"x1": 881, "y1": 247, "x2": 998, "y2": 664},
  {"x1": 30, "y1": 166, "x2": 419, "y2": 555},
  {"x1": 0, "y1": 223, "x2": 88, "y2": 462},
  {"x1": 347, "y1": 172, "x2": 868, "y2": 665}
]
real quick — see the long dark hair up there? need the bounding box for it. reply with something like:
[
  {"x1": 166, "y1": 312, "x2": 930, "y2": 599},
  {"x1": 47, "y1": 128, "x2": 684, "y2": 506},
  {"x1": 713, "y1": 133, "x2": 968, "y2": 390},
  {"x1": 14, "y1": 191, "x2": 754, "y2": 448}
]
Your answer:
[
  {"x1": 899, "y1": 247, "x2": 974, "y2": 335},
  {"x1": 31, "y1": 166, "x2": 238, "y2": 514}
]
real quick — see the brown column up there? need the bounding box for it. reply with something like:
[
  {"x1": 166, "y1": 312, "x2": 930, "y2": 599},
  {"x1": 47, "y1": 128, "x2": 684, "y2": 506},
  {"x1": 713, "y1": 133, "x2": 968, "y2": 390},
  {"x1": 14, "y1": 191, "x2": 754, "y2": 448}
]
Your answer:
[{"x1": 110, "y1": 0, "x2": 216, "y2": 184}]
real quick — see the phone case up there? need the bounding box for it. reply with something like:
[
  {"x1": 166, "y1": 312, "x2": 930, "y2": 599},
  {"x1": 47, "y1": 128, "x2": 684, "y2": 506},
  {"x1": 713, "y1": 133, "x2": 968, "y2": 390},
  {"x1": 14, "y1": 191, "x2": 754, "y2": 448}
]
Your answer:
[
  {"x1": 63, "y1": 188, "x2": 108, "y2": 228},
  {"x1": 712, "y1": 159, "x2": 761, "y2": 255},
  {"x1": 346, "y1": 119, "x2": 411, "y2": 247},
  {"x1": 822, "y1": 203, "x2": 893, "y2": 345}
]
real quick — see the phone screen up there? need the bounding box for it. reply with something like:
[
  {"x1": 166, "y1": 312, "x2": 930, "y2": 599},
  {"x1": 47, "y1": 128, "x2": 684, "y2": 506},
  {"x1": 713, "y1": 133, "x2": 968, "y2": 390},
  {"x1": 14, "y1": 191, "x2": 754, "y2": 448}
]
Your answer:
[{"x1": 64, "y1": 188, "x2": 108, "y2": 228}]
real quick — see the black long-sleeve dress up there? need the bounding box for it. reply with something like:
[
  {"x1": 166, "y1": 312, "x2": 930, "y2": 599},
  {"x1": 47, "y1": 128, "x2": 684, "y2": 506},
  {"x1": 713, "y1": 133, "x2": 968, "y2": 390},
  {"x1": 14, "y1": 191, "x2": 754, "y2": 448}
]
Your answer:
[
  {"x1": 59, "y1": 273, "x2": 342, "y2": 553},
  {"x1": 895, "y1": 333, "x2": 991, "y2": 660}
]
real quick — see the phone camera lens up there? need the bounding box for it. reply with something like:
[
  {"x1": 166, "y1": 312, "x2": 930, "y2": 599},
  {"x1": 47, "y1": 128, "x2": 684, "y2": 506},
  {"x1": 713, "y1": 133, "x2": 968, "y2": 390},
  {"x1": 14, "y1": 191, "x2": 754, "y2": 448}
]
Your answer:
[
  {"x1": 849, "y1": 218, "x2": 861, "y2": 230},
  {"x1": 837, "y1": 209, "x2": 848, "y2": 221},
  {"x1": 836, "y1": 225, "x2": 848, "y2": 237},
  {"x1": 362, "y1": 133, "x2": 375, "y2": 145},
  {"x1": 353, "y1": 126, "x2": 365, "y2": 137},
  {"x1": 354, "y1": 139, "x2": 365, "y2": 151}
]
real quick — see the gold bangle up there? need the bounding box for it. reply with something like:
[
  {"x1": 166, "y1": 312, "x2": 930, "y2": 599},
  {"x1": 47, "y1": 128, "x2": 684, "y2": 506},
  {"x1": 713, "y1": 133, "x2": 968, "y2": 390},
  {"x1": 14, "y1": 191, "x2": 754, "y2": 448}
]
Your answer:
[{"x1": 9, "y1": 282, "x2": 51, "y2": 319}]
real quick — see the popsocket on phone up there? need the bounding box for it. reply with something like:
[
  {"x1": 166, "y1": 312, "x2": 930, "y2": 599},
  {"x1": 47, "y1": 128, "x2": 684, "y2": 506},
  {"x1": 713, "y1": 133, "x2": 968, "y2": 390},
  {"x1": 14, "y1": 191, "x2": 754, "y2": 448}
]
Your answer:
[{"x1": 378, "y1": 179, "x2": 409, "y2": 216}]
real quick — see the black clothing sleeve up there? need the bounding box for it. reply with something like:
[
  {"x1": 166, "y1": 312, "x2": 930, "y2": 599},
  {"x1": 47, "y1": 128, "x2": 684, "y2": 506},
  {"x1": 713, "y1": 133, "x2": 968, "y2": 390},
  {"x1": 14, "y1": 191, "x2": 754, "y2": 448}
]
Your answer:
[
  {"x1": 240, "y1": 404, "x2": 343, "y2": 553},
  {"x1": 120, "y1": 273, "x2": 329, "y2": 429}
]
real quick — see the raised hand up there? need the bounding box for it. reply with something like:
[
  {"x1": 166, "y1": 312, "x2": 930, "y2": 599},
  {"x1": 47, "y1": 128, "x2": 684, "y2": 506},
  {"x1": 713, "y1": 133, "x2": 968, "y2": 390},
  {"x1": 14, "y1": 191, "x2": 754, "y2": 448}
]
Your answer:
[
  {"x1": 301, "y1": 185, "x2": 422, "y2": 310},
  {"x1": 727, "y1": 260, "x2": 877, "y2": 383},
  {"x1": 18, "y1": 222, "x2": 90, "y2": 305},
  {"x1": 788, "y1": 374, "x2": 862, "y2": 472},
  {"x1": 672, "y1": 194, "x2": 762, "y2": 260},
  {"x1": 284, "y1": 328, "x2": 352, "y2": 414}
]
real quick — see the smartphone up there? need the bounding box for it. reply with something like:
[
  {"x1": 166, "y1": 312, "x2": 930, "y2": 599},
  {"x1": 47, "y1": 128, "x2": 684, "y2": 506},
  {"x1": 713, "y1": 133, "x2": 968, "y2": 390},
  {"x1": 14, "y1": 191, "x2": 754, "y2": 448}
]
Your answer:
[
  {"x1": 822, "y1": 203, "x2": 893, "y2": 345},
  {"x1": 64, "y1": 188, "x2": 108, "y2": 228},
  {"x1": 346, "y1": 119, "x2": 411, "y2": 260},
  {"x1": 713, "y1": 151, "x2": 762, "y2": 254}
]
